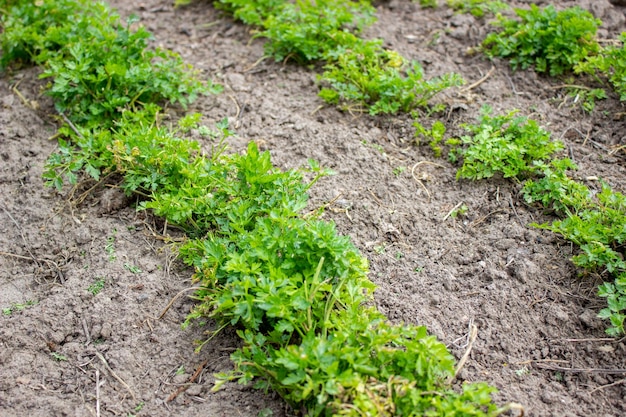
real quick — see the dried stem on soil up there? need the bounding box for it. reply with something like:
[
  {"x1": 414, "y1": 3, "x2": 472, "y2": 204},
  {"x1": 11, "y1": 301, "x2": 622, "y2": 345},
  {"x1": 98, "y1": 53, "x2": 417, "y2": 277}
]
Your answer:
[
  {"x1": 166, "y1": 359, "x2": 208, "y2": 402},
  {"x1": 589, "y1": 377, "x2": 626, "y2": 394},
  {"x1": 95, "y1": 369, "x2": 101, "y2": 417},
  {"x1": 534, "y1": 363, "x2": 626, "y2": 374},
  {"x1": 411, "y1": 161, "x2": 445, "y2": 201},
  {"x1": 158, "y1": 287, "x2": 202, "y2": 320},
  {"x1": 459, "y1": 66, "x2": 495, "y2": 93},
  {"x1": 94, "y1": 351, "x2": 136, "y2": 402}
]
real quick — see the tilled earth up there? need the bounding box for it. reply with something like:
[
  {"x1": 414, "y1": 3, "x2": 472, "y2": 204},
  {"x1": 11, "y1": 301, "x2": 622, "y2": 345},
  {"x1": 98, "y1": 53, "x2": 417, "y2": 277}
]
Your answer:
[{"x1": 1, "y1": 1, "x2": 626, "y2": 416}]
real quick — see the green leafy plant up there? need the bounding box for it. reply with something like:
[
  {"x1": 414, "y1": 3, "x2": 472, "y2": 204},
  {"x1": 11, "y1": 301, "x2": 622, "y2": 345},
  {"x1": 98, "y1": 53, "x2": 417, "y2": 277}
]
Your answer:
[
  {"x1": 455, "y1": 107, "x2": 564, "y2": 181},
  {"x1": 576, "y1": 33, "x2": 626, "y2": 101},
  {"x1": 320, "y1": 38, "x2": 464, "y2": 114},
  {"x1": 1, "y1": 0, "x2": 219, "y2": 128},
  {"x1": 521, "y1": 158, "x2": 591, "y2": 214},
  {"x1": 444, "y1": 106, "x2": 626, "y2": 336},
  {"x1": 450, "y1": 203, "x2": 469, "y2": 218},
  {"x1": 105, "y1": 231, "x2": 117, "y2": 261},
  {"x1": 447, "y1": 0, "x2": 508, "y2": 18},
  {"x1": 482, "y1": 5, "x2": 601, "y2": 76},
  {"x1": 50, "y1": 352, "x2": 68, "y2": 361},
  {"x1": 181, "y1": 0, "x2": 461, "y2": 114},
  {"x1": 207, "y1": 0, "x2": 375, "y2": 62},
  {"x1": 414, "y1": 119, "x2": 447, "y2": 157},
  {"x1": 87, "y1": 278, "x2": 106, "y2": 295},
  {"x1": 124, "y1": 263, "x2": 142, "y2": 274},
  {"x1": 417, "y1": 0, "x2": 438, "y2": 9},
  {"x1": 566, "y1": 86, "x2": 607, "y2": 112},
  {"x1": 2, "y1": 300, "x2": 37, "y2": 315},
  {"x1": 0, "y1": 0, "x2": 87, "y2": 68},
  {"x1": 259, "y1": 0, "x2": 376, "y2": 63},
  {"x1": 534, "y1": 184, "x2": 626, "y2": 336}
]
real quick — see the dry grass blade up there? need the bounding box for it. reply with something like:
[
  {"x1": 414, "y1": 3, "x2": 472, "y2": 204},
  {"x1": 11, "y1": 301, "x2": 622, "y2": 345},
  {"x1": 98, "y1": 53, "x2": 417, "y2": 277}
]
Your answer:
[
  {"x1": 94, "y1": 351, "x2": 136, "y2": 402},
  {"x1": 411, "y1": 161, "x2": 445, "y2": 201}
]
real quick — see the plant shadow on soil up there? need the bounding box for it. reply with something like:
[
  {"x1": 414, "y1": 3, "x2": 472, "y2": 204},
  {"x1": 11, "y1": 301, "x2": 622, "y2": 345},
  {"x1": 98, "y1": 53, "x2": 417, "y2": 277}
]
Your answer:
[{"x1": 1, "y1": 0, "x2": 626, "y2": 416}]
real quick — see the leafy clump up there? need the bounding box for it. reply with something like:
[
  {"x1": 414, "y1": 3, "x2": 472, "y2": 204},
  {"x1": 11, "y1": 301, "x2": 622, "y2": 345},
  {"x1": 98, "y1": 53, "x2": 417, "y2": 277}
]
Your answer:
[
  {"x1": 447, "y1": 0, "x2": 509, "y2": 18},
  {"x1": 482, "y1": 5, "x2": 601, "y2": 76},
  {"x1": 576, "y1": 33, "x2": 626, "y2": 101},
  {"x1": 454, "y1": 107, "x2": 563, "y2": 181},
  {"x1": 259, "y1": 0, "x2": 376, "y2": 63},
  {"x1": 212, "y1": 0, "x2": 375, "y2": 63},
  {"x1": 1, "y1": 0, "x2": 218, "y2": 127},
  {"x1": 414, "y1": 119, "x2": 447, "y2": 157},
  {"x1": 521, "y1": 158, "x2": 591, "y2": 214},
  {"x1": 0, "y1": 0, "x2": 85, "y2": 68},
  {"x1": 320, "y1": 37, "x2": 464, "y2": 114}
]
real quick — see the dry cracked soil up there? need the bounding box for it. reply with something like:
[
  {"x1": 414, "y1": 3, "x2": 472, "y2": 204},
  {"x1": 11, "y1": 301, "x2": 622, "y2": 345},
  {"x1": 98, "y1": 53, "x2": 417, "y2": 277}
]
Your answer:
[{"x1": 1, "y1": 0, "x2": 626, "y2": 416}]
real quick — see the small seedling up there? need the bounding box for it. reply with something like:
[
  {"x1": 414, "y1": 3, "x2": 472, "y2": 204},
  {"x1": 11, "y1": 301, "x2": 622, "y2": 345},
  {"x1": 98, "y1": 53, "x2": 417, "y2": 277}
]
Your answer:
[
  {"x1": 124, "y1": 263, "x2": 142, "y2": 274},
  {"x1": 87, "y1": 278, "x2": 105, "y2": 295},
  {"x1": 105, "y1": 230, "x2": 117, "y2": 261},
  {"x1": 2, "y1": 300, "x2": 37, "y2": 315},
  {"x1": 258, "y1": 409, "x2": 274, "y2": 417},
  {"x1": 515, "y1": 366, "x2": 529, "y2": 377},
  {"x1": 414, "y1": 119, "x2": 447, "y2": 157},
  {"x1": 374, "y1": 244, "x2": 386, "y2": 254},
  {"x1": 392, "y1": 166, "x2": 407, "y2": 176},
  {"x1": 50, "y1": 352, "x2": 68, "y2": 361},
  {"x1": 450, "y1": 204, "x2": 468, "y2": 218}
]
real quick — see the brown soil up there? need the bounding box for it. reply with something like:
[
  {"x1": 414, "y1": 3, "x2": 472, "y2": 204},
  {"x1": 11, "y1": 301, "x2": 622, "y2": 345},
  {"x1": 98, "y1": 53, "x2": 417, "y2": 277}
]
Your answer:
[{"x1": 1, "y1": 1, "x2": 626, "y2": 416}]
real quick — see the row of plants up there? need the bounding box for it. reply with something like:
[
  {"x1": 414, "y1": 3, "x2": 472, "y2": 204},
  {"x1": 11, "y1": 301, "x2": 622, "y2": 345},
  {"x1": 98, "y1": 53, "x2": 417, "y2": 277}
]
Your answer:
[
  {"x1": 178, "y1": 0, "x2": 626, "y2": 335},
  {"x1": 0, "y1": 0, "x2": 508, "y2": 415},
  {"x1": 474, "y1": 4, "x2": 626, "y2": 335},
  {"x1": 481, "y1": 3, "x2": 626, "y2": 109},
  {"x1": 176, "y1": 0, "x2": 465, "y2": 115},
  {"x1": 416, "y1": 106, "x2": 626, "y2": 336}
]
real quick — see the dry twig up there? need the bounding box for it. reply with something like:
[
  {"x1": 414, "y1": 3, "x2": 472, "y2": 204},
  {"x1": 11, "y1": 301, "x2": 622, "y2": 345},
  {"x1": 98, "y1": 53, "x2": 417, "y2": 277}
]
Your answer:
[
  {"x1": 453, "y1": 324, "x2": 478, "y2": 380},
  {"x1": 94, "y1": 351, "x2": 136, "y2": 402},
  {"x1": 459, "y1": 66, "x2": 495, "y2": 93},
  {"x1": 166, "y1": 359, "x2": 208, "y2": 402},
  {"x1": 411, "y1": 161, "x2": 445, "y2": 201},
  {"x1": 158, "y1": 287, "x2": 202, "y2": 320},
  {"x1": 95, "y1": 369, "x2": 101, "y2": 417}
]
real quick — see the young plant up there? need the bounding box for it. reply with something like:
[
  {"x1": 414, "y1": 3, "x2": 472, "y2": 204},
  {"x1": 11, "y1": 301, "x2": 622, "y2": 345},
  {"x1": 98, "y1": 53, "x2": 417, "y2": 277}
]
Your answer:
[
  {"x1": 0, "y1": 0, "x2": 88, "y2": 68},
  {"x1": 260, "y1": 0, "x2": 376, "y2": 62},
  {"x1": 4, "y1": 0, "x2": 508, "y2": 411},
  {"x1": 576, "y1": 33, "x2": 626, "y2": 101},
  {"x1": 451, "y1": 107, "x2": 625, "y2": 336},
  {"x1": 521, "y1": 158, "x2": 591, "y2": 214},
  {"x1": 455, "y1": 107, "x2": 563, "y2": 181},
  {"x1": 205, "y1": 0, "x2": 375, "y2": 62},
  {"x1": 482, "y1": 5, "x2": 601, "y2": 76},
  {"x1": 320, "y1": 38, "x2": 464, "y2": 114},
  {"x1": 447, "y1": 0, "x2": 509, "y2": 18},
  {"x1": 414, "y1": 119, "x2": 447, "y2": 157}
]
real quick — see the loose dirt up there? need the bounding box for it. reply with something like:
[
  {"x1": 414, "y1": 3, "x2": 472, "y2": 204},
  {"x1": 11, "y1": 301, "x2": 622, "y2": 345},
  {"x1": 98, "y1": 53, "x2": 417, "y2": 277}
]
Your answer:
[{"x1": 1, "y1": 1, "x2": 625, "y2": 416}]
